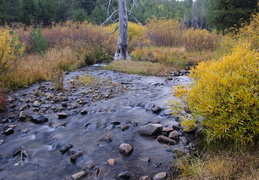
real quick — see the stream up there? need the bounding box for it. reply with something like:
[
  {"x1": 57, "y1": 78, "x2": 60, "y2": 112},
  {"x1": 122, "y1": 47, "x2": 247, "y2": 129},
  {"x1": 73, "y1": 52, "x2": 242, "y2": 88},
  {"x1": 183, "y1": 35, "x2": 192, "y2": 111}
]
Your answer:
[{"x1": 0, "y1": 65, "x2": 194, "y2": 180}]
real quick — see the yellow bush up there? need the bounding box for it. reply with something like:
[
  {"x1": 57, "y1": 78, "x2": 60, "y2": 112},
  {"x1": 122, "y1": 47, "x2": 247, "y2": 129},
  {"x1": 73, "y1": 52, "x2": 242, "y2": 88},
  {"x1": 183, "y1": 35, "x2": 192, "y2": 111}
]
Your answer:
[
  {"x1": 187, "y1": 44, "x2": 259, "y2": 145},
  {"x1": 238, "y1": 12, "x2": 259, "y2": 50},
  {"x1": 0, "y1": 29, "x2": 25, "y2": 77}
]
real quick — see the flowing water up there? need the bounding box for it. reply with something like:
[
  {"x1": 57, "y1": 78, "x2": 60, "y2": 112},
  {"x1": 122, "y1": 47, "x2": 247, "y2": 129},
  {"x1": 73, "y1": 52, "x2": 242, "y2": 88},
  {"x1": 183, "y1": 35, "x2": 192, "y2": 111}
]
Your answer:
[{"x1": 0, "y1": 65, "x2": 193, "y2": 180}]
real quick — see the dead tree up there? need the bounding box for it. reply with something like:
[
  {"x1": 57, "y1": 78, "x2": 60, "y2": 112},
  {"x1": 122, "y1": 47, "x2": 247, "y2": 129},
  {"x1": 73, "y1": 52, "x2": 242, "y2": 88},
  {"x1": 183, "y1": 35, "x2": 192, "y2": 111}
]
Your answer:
[
  {"x1": 114, "y1": 0, "x2": 131, "y2": 60},
  {"x1": 102, "y1": 0, "x2": 140, "y2": 60}
]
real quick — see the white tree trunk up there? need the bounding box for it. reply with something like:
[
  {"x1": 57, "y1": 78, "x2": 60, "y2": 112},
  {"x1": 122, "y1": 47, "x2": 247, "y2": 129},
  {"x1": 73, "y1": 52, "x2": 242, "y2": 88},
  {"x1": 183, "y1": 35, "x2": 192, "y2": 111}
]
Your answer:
[{"x1": 114, "y1": 0, "x2": 131, "y2": 60}]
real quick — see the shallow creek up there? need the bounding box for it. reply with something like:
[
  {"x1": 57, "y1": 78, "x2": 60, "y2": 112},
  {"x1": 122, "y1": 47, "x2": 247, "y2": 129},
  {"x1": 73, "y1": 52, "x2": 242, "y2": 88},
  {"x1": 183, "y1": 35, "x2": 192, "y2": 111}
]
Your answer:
[{"x1": 0, "y1": 65, "x2": 193, "y2": 180}]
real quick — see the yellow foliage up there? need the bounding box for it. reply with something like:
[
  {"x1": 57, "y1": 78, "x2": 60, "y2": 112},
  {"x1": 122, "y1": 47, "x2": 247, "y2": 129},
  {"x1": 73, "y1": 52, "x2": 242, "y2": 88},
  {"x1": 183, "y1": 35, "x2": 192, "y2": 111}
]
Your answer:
[
  {"x1": 0, "y1": 29, "x2": 25, "y2": 77},
  {"x1": 187, "y1": 44, "x2": 259, "y2": 145}
]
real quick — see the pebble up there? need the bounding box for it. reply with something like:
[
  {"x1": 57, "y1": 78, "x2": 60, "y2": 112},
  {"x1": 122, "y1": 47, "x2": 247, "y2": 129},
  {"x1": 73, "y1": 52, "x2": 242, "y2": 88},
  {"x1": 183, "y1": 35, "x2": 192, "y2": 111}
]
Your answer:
[{"x1": 107, "y1": 158, "x2": 115, "y2": 166}]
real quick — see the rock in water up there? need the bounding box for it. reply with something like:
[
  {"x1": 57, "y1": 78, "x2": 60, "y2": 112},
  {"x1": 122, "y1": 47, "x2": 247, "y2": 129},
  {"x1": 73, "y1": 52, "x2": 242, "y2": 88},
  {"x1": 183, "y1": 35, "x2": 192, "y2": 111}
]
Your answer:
[
  {"x1": 107, "y1": 158, "x2": 115, "y2": 166},
  {"x1": 57, "y1": 112, "x2": 68, "y2": 119},
  {"x1": 30, "y1": 115, "x2": 48, "y2": 124},
  {"x1": 139, "y1": 124, "x2": 163, "y2": 136},
  {"x1": 139, "y1": 176, "x2": 152, "y2": 180},
  {"x1": 169, "y1": 130, "x2": 180, "y2": 141},
  {"x1": 119, "y1": 143, "x2": 134, "y2": 156},
  {"x1": 153, "y1": 172, "x2": 167, "y2": 180},
  {"x1": 59, "y1": 144, "x2": 73, "y2": 154},
  {"x1": 117, "y1": 171, "x2": 131, "y2": 179},
  {"x1": 157, "y1": 135, "x2": 177, "y2": 145},
  {"x1": 71, "y1": 171, "x2": 87, "y2": 180}
]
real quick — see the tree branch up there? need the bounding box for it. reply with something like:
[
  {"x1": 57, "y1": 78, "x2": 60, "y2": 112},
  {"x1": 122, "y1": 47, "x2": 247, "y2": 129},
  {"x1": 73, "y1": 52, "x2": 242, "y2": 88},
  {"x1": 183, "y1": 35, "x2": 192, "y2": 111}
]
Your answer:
[
  {"x1": 100, "y1": 10, "x2": 119, "y2": 26},
  {"x1": 105, "y1": 26, "x2": 119, "y2": 34}
]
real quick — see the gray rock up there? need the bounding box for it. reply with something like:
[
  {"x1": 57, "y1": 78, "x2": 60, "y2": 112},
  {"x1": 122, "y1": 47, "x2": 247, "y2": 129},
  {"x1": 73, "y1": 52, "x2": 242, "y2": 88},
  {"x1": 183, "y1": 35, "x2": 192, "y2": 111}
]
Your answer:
[
  {"x1": 153, "y1": 172, "x2": 167, "y2": 180},
  {"x1": 117, "y1": 171, "x2": 131, "y2": 179},
  {"x1": 80, "y1": 109, "x2": 88, "y2": 115},
  {"x1": 30, "y1": 115, "x2": 48, "y2": 124},
  {"x1": 19, "y1": 104, "x2": 30, "y2": 111},
  {"x1": 71, "y1": 171, "x2": 87, "y2": 180},
  {"x1": 119, "y1": 143, "x2": 134, "y2": 156},
  {"x1": 161, "y1": 128, "x2": 174, "y2": 136},
  {"x1": 151, "y1": 106, "x2": 162, "y2": 113},
  {"x1": 58, "y1": 112, "x2": 68, "y2": 119},
  {"x1": 139, "y1": 176, "x2": 152, "y2": 180},
  {"x1": 157, "y1": 135, "x2": 177, "y2": 145},
  {"x1": 19, "y1": 111, "x2": 32, "y2": 121},
  {"x1": 169, "y1": 130, "x2": 180, "y2": 141},
  {"x1": 144, "y1": 102, "x2": 155, "y2": 110},
  {"x1": 120, "y1": 125, "x2": 130, "y2": 131},
  {"x1": 59, "y1": 144, "x2": 73, "y2": 154},
  {"x1": 3, "y1": 128, "x2": 14, "y2": 135},
  {"x1": 70, "y1": 152, "x2": 83, "y2": 163},
  {"x1": 33, "y1": 100, "x2": 41, "y2": 107},
  {"x1": 139, "y1": 124, "x2": 163, "y2": 136}
]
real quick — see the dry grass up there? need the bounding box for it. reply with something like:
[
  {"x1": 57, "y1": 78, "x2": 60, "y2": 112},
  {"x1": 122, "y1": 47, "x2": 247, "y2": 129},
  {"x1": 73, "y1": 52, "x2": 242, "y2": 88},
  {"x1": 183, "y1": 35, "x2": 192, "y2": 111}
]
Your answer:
[
  {"x1": 105, "y1": 60, "x2": 170, "y2": 76},
  {"x1": 131, "y1": 46, "x2": 214, "y2": 69},
  {"x1": 177, "y1": 152, "x2": 259, "y2": 180},
  {"x1": 2, "y1": 47, "x2": 84, "y2": 89}
]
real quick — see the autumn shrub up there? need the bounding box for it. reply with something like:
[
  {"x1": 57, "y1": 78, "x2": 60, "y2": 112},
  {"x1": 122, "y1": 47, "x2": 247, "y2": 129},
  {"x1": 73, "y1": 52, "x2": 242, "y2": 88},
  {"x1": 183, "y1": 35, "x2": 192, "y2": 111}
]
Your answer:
[
  {"x1": 145, "y1": 18, "x2": 182, "y2": 47},
  {"x1": 0, "y1": 28, "x2": 25, "y2": 78},
  {"x1": 181, "y1": 28, "x2": 221, "y2": 52},
  {"x1": 181, "y1": 44, "x2": 259, "y2": 146},
  {"x1": 238, "y1": 11, "x2": 259, "y2": 51}
]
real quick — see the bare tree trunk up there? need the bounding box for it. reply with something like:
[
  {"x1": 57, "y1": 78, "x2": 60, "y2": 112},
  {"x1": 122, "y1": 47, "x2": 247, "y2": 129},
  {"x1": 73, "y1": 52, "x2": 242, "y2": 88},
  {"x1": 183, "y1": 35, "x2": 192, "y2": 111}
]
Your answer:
[{"x1": 114, "y1": 0, "x2": 131, "y2": 60}]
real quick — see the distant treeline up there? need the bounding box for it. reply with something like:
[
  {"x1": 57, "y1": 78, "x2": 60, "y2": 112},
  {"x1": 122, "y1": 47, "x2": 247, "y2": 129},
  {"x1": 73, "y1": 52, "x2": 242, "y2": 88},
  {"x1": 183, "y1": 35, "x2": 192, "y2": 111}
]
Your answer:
[{"x1": 0, "y1": 0, "x2": 258, "y2": 31}]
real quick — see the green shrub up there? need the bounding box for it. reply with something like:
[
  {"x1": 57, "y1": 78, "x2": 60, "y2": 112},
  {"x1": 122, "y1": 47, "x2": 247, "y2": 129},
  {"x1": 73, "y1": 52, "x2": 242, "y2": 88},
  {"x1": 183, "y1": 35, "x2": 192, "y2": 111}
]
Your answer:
[
  {"x1": 186, "y1": 44, "x2": 259, "y2": 146},
  {"x1": 29, "y1": 28, "x2": 48, "y2": 56}
]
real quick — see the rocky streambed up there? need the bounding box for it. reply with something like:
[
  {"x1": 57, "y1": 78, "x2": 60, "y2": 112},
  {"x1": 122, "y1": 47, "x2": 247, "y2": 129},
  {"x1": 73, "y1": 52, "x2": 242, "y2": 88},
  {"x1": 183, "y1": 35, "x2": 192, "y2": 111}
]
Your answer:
[{"x1": 0, "y1": 65, "x2": 196, "y2": 180}]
